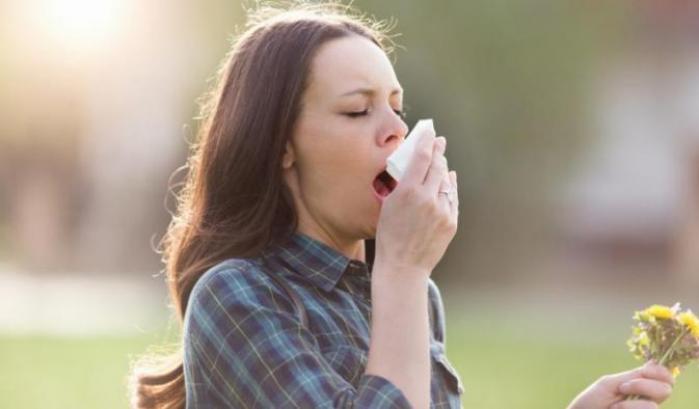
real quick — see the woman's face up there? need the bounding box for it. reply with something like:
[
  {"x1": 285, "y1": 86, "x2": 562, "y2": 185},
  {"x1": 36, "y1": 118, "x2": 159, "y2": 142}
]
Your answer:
[{"x1": 282, "y1": 34, "x2": 408, "y2": 246}]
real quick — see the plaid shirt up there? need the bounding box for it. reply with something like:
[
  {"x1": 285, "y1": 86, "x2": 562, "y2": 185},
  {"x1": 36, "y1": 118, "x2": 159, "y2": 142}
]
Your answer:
[{"x1": 183, "y1": 231, "x2": 464, "y2": 408}]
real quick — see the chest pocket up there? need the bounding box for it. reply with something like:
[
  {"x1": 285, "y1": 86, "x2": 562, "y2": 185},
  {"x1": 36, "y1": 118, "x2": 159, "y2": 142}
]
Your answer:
[
  {"x1": 321, "y1": 345, "x2": 368, "y2": 386},
  {"x1": 431, "y1": 343, "x2": 465, "y2": 397}
]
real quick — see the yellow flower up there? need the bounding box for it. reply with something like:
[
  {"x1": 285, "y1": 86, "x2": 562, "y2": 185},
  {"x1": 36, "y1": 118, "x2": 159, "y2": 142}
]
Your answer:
[
  {"x1": 672, "y1": 367, "x2": 681, "y2": 378},
  {"x1": 678, "y1": 310, "x2": 699, "y2": 338},
  {"x1": 634, "y1": 311, "x2": 651, "y2": 322},
  {"x1": 638, "y1": 332, "x2": 650, "y2": 347},
  {"x1": 644, "y1": 304, "x2": 674, "y2": 320}
]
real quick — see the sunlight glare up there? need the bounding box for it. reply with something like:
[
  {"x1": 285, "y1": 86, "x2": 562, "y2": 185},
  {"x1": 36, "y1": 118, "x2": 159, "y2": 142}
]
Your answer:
[{"x1": 36, "y1": 0, "x2": 124, "y2": 51}]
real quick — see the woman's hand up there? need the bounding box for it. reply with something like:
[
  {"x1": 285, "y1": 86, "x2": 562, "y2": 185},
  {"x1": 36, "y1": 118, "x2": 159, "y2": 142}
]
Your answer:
[
  {"x1": 368, "y1": 131, "x2": 458, "y2": 409},
  {"x1": 374, "y1": 131, "x2": 459, "y2": 278},
  {"x1": 567, "y1": 361, "x2": 675, "y2": 409}
]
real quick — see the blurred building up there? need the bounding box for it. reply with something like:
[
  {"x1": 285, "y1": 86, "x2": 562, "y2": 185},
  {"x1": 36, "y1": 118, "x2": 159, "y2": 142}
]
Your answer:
[
  {"x1": 560, "y1": 1, "x2": 699, "y2": 284},
  {"x1": 1, "y1": 1, "x2": 238, "y2": 274}
]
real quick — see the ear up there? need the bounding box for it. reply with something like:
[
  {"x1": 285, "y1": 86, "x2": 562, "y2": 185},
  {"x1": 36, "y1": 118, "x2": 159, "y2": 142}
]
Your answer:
[{"x1": 281, "y1": 140, "x2": 296, "y2": 169}]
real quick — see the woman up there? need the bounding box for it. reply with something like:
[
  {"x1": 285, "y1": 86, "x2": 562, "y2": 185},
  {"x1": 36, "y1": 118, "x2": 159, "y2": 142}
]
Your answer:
[{"x1": 131, "y1": 3, "x2": 675, "y2": 409}]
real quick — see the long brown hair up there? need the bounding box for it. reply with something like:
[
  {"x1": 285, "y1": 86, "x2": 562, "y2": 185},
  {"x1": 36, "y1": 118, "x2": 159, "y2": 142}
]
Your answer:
[{"x1": 129, "y1": 3, "x2": 395, "y2": 408}]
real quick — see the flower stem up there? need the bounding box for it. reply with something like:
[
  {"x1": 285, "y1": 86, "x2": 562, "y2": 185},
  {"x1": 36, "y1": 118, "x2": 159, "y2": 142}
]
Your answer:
[
  {"x1": 625, "y1": 327, "x2": 689, "y2": 401},
  {"x1": 657, "y1": 327, "x2": 689, "y2": 367}
]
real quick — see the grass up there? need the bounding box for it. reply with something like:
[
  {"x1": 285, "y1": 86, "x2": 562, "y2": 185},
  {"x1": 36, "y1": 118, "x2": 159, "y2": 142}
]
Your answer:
[
  {"x1": 447, "y1": 315, "x2": 699, "y2": 409},
  {"x1": 1, "y1": 315, "x2": 697, "y2": 408},
  {"x1": 0, "y1": 334, "x2": 160, "y2": 409}
]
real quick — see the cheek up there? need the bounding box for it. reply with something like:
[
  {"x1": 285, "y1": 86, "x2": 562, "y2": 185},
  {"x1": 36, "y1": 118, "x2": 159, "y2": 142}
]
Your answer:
[
  {"x1": 294, "y1": 118, "x2": 376, "y2": 201},
  {"x1": 297, "y1": 150, "x2": 373, "y2": 217},
  {"x1": 311, "y1": 147, "x2": 369, "y2": 193}
]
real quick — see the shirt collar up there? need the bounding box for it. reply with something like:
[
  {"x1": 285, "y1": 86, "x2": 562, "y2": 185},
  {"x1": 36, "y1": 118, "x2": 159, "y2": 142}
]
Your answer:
[{"x1": 264, "y1": 231, "x2": 371, "y2": 292}]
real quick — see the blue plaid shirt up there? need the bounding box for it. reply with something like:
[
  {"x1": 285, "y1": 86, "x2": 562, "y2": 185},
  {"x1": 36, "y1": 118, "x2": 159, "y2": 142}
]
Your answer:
[{"x1": 183, "y1": 231, "x2": 464, "y2": 408}]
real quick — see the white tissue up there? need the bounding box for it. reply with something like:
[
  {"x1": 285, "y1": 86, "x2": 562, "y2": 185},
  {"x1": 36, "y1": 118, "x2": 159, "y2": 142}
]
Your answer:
[{"x1": 386, "y1": 119, "x2": 435, "y2": 181}]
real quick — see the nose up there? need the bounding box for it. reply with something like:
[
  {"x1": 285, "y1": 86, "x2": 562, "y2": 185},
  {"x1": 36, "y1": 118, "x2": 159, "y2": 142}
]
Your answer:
[{"x1": 377, "y1": 108, "x2": 409, "y2": 148}]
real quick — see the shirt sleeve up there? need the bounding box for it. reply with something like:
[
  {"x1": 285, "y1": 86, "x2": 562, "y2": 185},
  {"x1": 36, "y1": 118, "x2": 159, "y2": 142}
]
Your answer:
[
  {"x1": 427, "y1": 278, "x2": 447, "y2": 347},
  {"x1": 182, "y1": 260, "x2": 413, "y2": 409}
]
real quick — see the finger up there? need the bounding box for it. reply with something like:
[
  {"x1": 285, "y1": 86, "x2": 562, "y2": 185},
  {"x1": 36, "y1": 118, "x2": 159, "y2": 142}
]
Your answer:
[
  {"x1": 606, "y1": 361, "x2": 674, "y2": 387},
  {"x1": 448, "y1": 170, "x2": 459, "y2": 214},
  {"x1": 619, "y1": 379, "x2": 672, "y2": 403},
  {"x1": 640, "y1": 361, "x2": 675, "y2": 386},
  {"x1": 438, "y1": 176, "x2": 451, "y2": 194},
  {"x1": 438, "y1": 164, "x2": 452, "y2": 190},
  {"x1": 434, "y1": 167, "x2": 454, "y2": 214},
  {"x1": 611, "y1": 400, "x2": 658, "y2": 409},
  {"x1": 424, "y1": 137, "x2": 448, "y2": 194},
  {"x1": 437, "y1": 175, "x2": 452, "y2": 212},
  {"x1": 400, "y1": 126, "x2": 436, "y2": 186}
]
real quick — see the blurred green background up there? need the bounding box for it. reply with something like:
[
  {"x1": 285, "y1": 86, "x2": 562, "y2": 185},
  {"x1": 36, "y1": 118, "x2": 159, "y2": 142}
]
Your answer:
[
  {"x1": 2, "y1": 0, "x2": 699, "y2": 408},
  {"x1": 3, "y1": 304, "x2": 699, "y2": 408}
]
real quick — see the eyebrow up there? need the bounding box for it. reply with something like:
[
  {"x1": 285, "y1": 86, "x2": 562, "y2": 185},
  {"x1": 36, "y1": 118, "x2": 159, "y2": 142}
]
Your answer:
[{"x1": 340, "y1": 87, "x2": 403, "y2": 97}]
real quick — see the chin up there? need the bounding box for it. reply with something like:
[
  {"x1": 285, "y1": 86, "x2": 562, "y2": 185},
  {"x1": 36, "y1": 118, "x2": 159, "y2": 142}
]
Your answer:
[
  {"x1": 365, "y1": 225, "x2": 377, "y2": 240},
  {"x1": 350, "y1": 213, "x2": 378, "y2": 240},
  {"x1": 363, "y1": 215, "x2": 379, "y2": 239},
  {"x1": 348, "y1": 197, "x2": 380, "y2": 239}
]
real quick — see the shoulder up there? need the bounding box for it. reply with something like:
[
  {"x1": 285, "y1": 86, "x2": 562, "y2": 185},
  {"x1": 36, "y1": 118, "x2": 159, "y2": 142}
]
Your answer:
[
  {"x1": 185, "y1": 257, "x2": 296, "y2": 325},
  {"x1": 188, "y1": 259, "x2": 258, "y2": 306}
]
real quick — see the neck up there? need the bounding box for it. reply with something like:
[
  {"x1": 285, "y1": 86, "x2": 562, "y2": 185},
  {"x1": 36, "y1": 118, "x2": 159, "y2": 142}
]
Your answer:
[
  {"x1": 296, "y1": 221, "x2": 365, "y2": 262},
  {"x1": 283, "y1": 170, "x2": 365, "y2": 262}
]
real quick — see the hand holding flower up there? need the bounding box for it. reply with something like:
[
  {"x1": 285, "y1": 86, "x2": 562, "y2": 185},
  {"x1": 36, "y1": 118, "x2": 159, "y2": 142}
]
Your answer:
[
  {"x1": 567, "y1": 360, "x2": 674, "y2": 409},
  {"x1": 625, "y1": 303, "x2": 699, "y2": 400}
]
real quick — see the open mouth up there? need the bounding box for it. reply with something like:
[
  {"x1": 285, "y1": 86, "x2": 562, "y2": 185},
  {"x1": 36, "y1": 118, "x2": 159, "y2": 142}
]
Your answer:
[{"x1": 372, "y1": 169, "x2": 398, "y2": 198}]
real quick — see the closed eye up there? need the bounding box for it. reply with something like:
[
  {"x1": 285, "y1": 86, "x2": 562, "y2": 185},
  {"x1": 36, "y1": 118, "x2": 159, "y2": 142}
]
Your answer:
[
  {"x1": 343, "y1": 109, "x2": 406, "y2": 119},
  {"x1": 344, "y1": 110, "x2": 369, "y2": 118}
]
